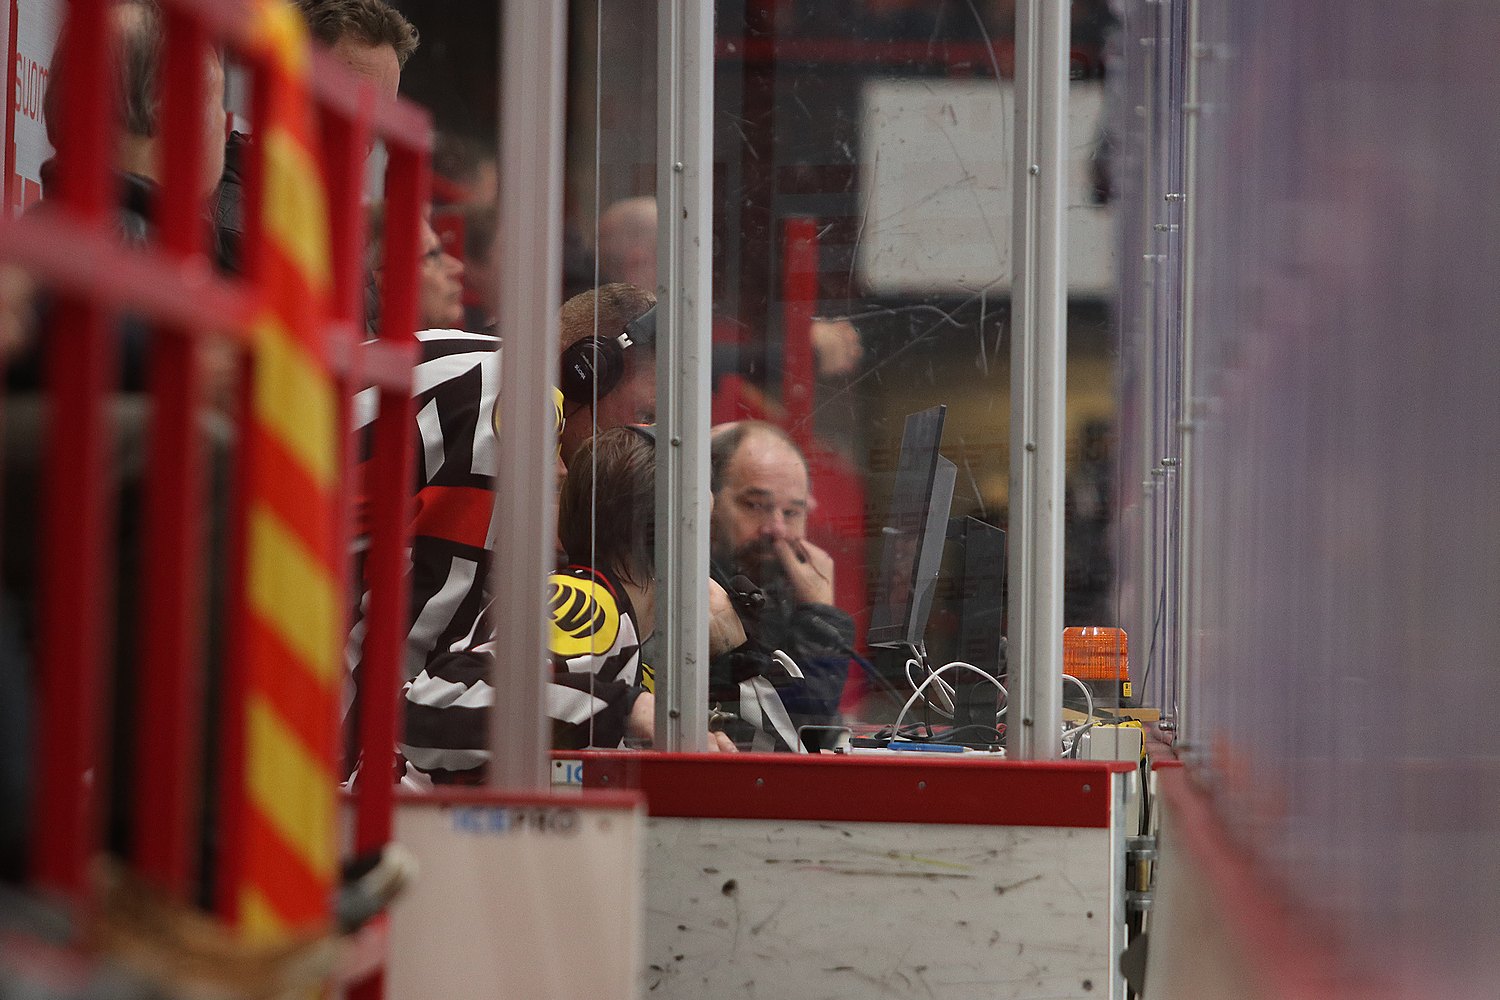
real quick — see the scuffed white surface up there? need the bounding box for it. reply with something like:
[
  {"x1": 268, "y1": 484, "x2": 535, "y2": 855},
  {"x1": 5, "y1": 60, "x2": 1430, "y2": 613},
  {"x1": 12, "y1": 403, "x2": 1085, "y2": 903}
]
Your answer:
[{"x1": 643, "y1": 817, "x2": 1121, "y2": 999}]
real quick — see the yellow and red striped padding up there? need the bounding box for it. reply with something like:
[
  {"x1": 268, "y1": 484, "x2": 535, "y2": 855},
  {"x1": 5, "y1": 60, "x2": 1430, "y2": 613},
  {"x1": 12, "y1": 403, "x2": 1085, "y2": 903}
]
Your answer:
[{"x1": 238, "y1": 0, "x2": 340, "y2": 939}]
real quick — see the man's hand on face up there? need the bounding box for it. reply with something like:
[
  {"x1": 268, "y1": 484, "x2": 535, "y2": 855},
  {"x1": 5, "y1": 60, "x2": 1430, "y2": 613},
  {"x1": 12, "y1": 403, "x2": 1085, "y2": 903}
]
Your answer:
[{"x1": 773, "y1": 536, "x2": 835, "y2": 606}]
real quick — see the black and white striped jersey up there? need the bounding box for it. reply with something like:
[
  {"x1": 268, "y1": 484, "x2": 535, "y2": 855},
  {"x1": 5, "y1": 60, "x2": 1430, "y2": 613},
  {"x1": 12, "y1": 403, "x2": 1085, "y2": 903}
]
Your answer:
[
  {"x1": 348, "y1": 328, "x2": 504, "y2": 775},
  {"x1": 348, "y1": 329, "x2": 590, "y2": 781},
  {"x1": 402, "y1": 566, "x2": 649, "y2": 781}
]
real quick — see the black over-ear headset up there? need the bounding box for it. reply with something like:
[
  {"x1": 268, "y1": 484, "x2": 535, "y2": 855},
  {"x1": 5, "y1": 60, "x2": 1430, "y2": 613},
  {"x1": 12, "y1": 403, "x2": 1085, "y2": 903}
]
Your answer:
[
  {"x1": 621, "y1": 423, "x2": 656, "y2": 447},
  {"x1": 558, "y1": 304, "x2": 657, "y2": 406}
]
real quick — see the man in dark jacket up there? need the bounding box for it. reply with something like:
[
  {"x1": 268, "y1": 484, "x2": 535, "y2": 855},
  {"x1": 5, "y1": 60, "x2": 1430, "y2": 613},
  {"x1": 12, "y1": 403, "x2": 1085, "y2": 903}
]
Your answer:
[
  {"x1": 214, "y1": 0, "x2": 418, "y2": 273},
  {"x1": 709, "y1": 421, "x2": 856, "y2": 740}
]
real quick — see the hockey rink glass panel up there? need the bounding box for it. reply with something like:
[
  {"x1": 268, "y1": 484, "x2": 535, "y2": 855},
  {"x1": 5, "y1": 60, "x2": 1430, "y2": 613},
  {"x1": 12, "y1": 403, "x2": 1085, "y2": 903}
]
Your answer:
[{"x1": 692, "y1": 0, "x2": 1126, "y2": 753}]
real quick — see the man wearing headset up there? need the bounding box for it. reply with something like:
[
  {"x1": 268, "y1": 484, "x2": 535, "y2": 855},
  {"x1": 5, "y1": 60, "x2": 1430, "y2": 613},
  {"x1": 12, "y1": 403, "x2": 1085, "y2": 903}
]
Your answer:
[{"x1": 556, "y1": 285, "x2": 658, "y2": 463}]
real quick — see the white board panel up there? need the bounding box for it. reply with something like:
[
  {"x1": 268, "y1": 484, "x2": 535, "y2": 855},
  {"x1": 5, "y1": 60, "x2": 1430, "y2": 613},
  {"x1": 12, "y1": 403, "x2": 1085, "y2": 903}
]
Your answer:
[
  {"x1": 858, "y1": 79, "x2": 1115, "y2": 297},
  {"x1": 10, "y1": 0, "x2": 61, "y2": 213},
  {"x1": 642, "y1": 813, "x2": 1126, "y2": 999},
  {"x1": 386, "y1": 797, "x2": 643, "y2": 1000}
]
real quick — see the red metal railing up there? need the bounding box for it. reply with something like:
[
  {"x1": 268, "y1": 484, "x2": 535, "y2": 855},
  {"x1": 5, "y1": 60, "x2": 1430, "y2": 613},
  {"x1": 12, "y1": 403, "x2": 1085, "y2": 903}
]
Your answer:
[{"x1": 0, "y1": 0, "x2": 426, "y2": 934}]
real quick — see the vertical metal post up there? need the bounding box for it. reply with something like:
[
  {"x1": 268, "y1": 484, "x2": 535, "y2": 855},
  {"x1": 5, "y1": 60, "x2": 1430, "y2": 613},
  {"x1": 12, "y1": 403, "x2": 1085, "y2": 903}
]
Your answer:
[
  {"x1": 489, "y1": 0, "x2": 567, "y2": 788},
  {"x1": 1007, "y1": 0, "x2": 1069, "y2": 760},
  {"x1": 357, "y1": 137, "x2": 423, "y2": 850},
  {"x1": 655, "y1": 0, "x2": 713, "y2": 752},
  {"x1": 132, "y1": 6, "x2": 209, "y2": 897},
  {"x1": 32, "y1": 0, "x2": 119, "y2": 896},
  {"x1": 1136, "y1": 3, "x2": 1164, "y2": 713},
  {"x1": 1174, "y1": 0, "x2": 1203, "y2": 750}
]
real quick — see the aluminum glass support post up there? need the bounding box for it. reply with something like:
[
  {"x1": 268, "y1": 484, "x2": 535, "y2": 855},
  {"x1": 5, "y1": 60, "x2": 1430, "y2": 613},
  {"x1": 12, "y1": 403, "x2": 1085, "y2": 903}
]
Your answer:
[
  {"x1": 1174, "y1": 0, "x2": 1203, "y2": 752},
  {"x1": 489, "y1": 0, "x2": 567, "y2": 790},
  {"x1": 655, "y1": 0, "x2": 714, "y2": 752},
  {"x1": 1007, "y1": 0, "x2": 1069, "y2": 760},
  {"x1": 1136, "y1": 7, "x2": 1164, "y2": 713}
]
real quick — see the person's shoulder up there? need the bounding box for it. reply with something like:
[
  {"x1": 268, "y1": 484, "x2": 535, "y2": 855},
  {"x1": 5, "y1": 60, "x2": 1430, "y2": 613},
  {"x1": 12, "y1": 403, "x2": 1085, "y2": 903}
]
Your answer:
[
  {"x1": 416, "y1": 327, "x2": 502, "y2": 360},
  {"x1": 547, "y1": 565, "x2": 634, "y2": 660},
  {"x1": 410, "y1": 328, "x2": 502, "y2": 397}
]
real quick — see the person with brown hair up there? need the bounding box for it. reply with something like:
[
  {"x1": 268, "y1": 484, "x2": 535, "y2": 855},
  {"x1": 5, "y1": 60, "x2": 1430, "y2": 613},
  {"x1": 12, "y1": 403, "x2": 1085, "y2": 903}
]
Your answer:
[
  {"x1": 346, "y1": 285, "x2": 668, "y2": 778},
  {"x1": 402, "y1": 426, "x2": 737, "y2": 781},
  {"x1": 214, "y1": 0, "x2": 419, "y2": 273},
  {"x1": 296, "y1": 0, "x2": 419, "y2": 92},
  {"x1": 555, "y1": 283, "x2": 659, "y2": 463}
]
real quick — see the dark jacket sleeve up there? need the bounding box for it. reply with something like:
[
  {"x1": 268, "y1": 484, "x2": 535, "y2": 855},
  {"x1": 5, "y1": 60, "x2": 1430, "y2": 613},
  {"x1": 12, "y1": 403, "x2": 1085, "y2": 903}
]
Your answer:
[{"x1": 213, "y1": 132, "x2": 249, "y2": 275}]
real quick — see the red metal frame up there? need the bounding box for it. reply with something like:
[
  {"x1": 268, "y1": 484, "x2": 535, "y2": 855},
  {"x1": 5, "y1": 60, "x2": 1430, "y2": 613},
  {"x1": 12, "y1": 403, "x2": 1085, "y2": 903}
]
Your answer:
[
  {"x1": 351, "y1": 138, "x2": 425, "y2": 859},
  {"x1": 1, "y1": 0, "x2": 428, "y2": 928},
  {"x1": 131, "y1": 4, "x2": 212, "y2": 896},
  {"x1": 576, "y1": 750, "x2": 1134, "y2": 829},
  {"x1": 25, "y1": 0, "x2": 117, "y2": 900}
]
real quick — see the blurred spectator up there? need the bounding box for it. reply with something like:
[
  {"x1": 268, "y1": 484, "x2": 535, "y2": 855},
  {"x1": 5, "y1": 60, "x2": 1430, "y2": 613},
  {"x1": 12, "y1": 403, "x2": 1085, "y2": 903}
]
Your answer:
[
  {"x1": 431, "y1": 132, "x2": 498, "y2": 207},
  {"x1": 416, "y1": 217, "x2": 465, "y2": 330},
  {"x1": 0, "y1": 268, "x2": 34, "y2": 369},
  {"x1": 458, "y1": 203, "x2": 498, "y2": 332},
  {"x1": 39, "y1": 0, "x2": 226, "y2": 258},
  {"x1": 215, "y1": 0, "x2": 419, "y2": 273},
  {"x1": 595, "y1": 195, "x2": 658, "y2": 291},
  {"x1": 7, "y1": 0, "x2": 226, "y2": 396},
  {"x1": 809, "y1": 317, "x2": 865, "y2": 378},
  {"x1": 367, "y1": 209, "x2": 465, "y2": 332}
]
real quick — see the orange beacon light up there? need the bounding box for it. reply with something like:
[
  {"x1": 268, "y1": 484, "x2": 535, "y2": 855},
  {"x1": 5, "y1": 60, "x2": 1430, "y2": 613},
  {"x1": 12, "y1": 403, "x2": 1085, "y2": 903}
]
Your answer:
[{"x1": 1063, "y1": 626, "x2": 1131, "y2": 702}]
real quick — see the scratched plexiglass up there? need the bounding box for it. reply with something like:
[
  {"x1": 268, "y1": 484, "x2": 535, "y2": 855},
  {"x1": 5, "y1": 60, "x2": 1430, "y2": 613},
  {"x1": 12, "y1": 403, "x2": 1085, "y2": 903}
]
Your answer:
[{"x1": 688, "y1": 1, "x2": 1123, "y2": 751}]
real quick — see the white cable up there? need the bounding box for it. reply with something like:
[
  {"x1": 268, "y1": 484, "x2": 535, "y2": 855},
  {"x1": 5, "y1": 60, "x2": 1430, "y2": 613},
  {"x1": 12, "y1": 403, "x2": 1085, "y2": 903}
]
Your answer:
[
  {"x1": 889, "y1": 661, "x2": 1008, "y2": 742},
  {"x1": 904, "y1": 642, "x2": 957, "y2": 717},
  {"x1": 904, "y1": 656, "x2": 954, "y2": 719},
  {"x1": 1062, "y1": 673, "x2": 1095, "y2": 725},
  {"x1": 770, "y1": 648, "x2": 804, "y2": 679}
]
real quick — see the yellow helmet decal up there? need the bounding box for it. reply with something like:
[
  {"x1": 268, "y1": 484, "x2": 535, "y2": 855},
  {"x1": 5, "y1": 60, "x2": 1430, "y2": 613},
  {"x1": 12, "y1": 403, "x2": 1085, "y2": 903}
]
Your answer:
[
  {"x1": 491, "y1": 387, "x2": 566, "y2": 460},
  {"x1": 547, "y1": 572, "x2": 622, "y2": 657}
]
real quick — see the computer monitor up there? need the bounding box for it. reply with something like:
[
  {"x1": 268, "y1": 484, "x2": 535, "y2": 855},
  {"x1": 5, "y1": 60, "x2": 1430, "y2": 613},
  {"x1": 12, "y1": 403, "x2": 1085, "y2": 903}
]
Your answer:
[
  {"x1": 869, "y1": 406, "x2": 956, "y2": 649},
  {"x1": 954, "y1": 517, "x2": 1006, "y2": 674},
  {"x1": 949, "y1": 517, "x2": 1006, "y2": 737}
]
